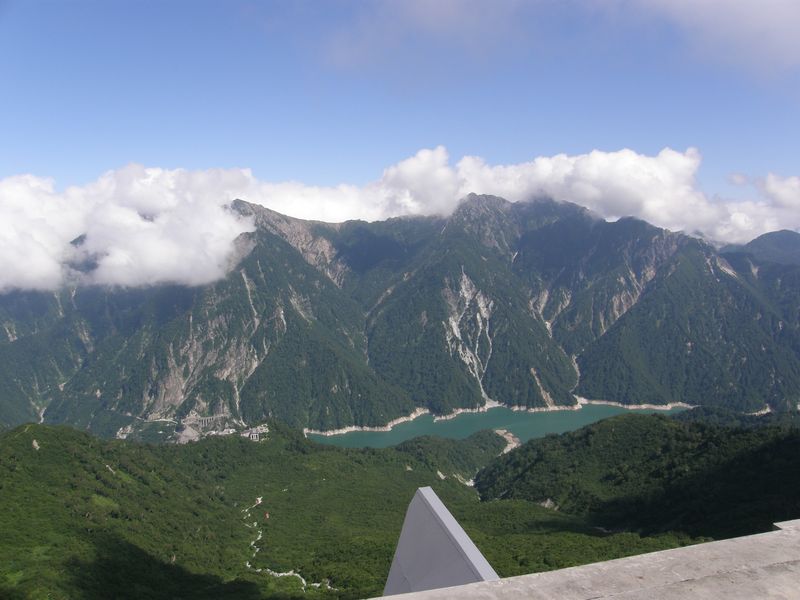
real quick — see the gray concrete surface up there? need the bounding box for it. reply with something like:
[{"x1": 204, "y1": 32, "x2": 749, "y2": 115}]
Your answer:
[
  {"x1": 380, "y1": 518, "x2": 800, "y2": 599},
  {"x1": 383, "y1": 487, "x2": 499, "y2": 596}
]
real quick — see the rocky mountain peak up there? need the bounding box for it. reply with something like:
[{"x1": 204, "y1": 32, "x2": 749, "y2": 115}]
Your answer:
[
  {"x1": 446, "y1": 194, "x2": 518, "y2": 254},
  {"x1": 454, "y1": 193, "x2": 512, "y2": 215},
  {"x1": 231, "y1": 199, "x2": 348, "y2": 286}
]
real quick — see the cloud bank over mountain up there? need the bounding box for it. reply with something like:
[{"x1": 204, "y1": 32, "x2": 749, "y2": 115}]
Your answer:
[
  {"x1": 1, "y1": 146, "x2": 798, "y2": 291},
  {"x1": 0, "y1": 167, "x2": 251, "y2": 292}
]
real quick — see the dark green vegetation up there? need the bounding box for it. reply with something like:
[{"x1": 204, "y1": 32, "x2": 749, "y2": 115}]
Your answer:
[
  {"x1": 673, "y1": 405, "x2": 800, "y2": 429},
  {"x1": 1, "y1": 195, "x2": 800, "y2": 436},
  {"x1": 722, "y1": 229, "x2": 800, "y2": 266},
  {"x1": 475, "y1": 412, "x2": 800, "y2": 539},
  {"x1": 576, "y1": 239, "x2": 800, "y2": 411},
  {"x1": 1, "y1": 423, "x2": 698, "y2": 599}
]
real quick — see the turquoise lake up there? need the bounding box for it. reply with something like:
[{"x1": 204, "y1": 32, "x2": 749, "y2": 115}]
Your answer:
[{"x1": 308, "y1": 404, "x2": 687, "y2": 448}]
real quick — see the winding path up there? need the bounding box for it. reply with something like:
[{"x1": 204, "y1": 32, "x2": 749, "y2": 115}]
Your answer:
[{"x1": 240, "y1": 495, "x2": 336, "y2": 592}]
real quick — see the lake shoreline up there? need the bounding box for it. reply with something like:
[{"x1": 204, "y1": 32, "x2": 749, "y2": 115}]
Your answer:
[
  {"x1": 305, "y1": 396, "x2": 695, "y2": 438},
  {"x1": 575, "y1": 397, "x2": 696, "y2": 411},
  {"x1": 302, "y1": 407, "x2": 430, "y2": 437},
  {"x1": 431, "y1": 399, "x2": 504, "y2": 421},
  {"x1": 495, "y1": 428, "x2": 521, "y2": 454}
]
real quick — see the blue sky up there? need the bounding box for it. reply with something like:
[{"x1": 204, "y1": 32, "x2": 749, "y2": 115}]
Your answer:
[
  {"x1": 2, "y1": 0, "x2": 797, "y2": 192},
  {"x1": 1, "y1": 1, "x2": 800, "y2": 291}
]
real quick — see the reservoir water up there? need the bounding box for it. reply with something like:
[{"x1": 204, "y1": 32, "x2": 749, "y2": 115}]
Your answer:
[{"x1": 308, "y1": 404, "x2": 687, "y2": 448}]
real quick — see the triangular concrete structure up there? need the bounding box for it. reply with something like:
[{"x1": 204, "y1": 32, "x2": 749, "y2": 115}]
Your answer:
[{"x1": 383, "y1": 486, "x2": 499, "y2": 596}]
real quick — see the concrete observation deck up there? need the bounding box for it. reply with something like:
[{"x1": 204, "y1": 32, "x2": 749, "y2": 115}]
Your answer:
[{"x1": 380, "y1": 499, "x2": 800, "y2": 599}]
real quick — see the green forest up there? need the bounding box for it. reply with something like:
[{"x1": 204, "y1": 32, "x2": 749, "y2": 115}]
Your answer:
[
  {"x1": 2, "y1": 410, "x2": 799, "y2": 599},
  {"x1": 0, "y1": 421, "x2": 688, "y2": 599},
  {"x1": 476, "y1": 412, "x2": 800, "y2": 539}
]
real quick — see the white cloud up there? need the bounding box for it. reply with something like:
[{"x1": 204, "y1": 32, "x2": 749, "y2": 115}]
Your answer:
[
  {"x1": 611, "y1": 0, "x2": 800, "y2": 71},
  {"x1": 1, "y1": 147, "x2": 799, "y2": 291},
  {"x1": 321, "y1": 0, "x2": 800, "y2": 76},
  {"x1": 0, "y1": 175, "x2": 85, "y2": 291},
  {"x1": 0, "y1": 166, "x2": 255, "y2": 292},
  {"x1": 454, "y1": 147, "x2": 713, "y2": 229},
  {"x1": 763, "y1": 173, "x2": 800, "y2": 210},
  {"x1": 74, "y1": 165, "x2": 256, "y2": 287},
  {"x1": 450, "y1": 148, "x2": 799, "y2": 243}
]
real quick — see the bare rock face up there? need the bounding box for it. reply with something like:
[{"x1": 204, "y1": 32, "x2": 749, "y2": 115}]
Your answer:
[
  {"x1": 233, "y1": 200, "x2": 349, "y2": 286},
  {"x1": 442, "y1": 270, "x2": 495, "y2": 400}
]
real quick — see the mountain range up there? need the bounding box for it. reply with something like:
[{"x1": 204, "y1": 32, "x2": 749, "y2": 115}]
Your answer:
[{"x1": 1, "y1": 195, "x2": 799, "y2": 438}]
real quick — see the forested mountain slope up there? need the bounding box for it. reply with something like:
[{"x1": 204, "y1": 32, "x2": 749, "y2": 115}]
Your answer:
[
  {"x1": 475, "y1": 412, "x2": 800, "y2": 539},
  {"x1": 722, "y1": 229, "x2": 800, "y2": 266},
  {"x1": 1, "y1": 195, "x2": 799, "y2": 436},
  {"x1": 0, "y1": 423, "x2": 695, "y2": 599},
  {"x1": 4, "y1": 412, "x2": 798, "y2": 598}
]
